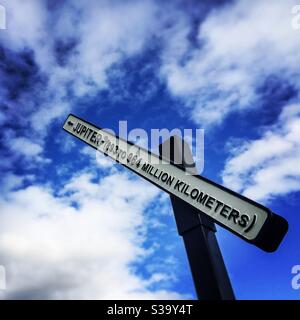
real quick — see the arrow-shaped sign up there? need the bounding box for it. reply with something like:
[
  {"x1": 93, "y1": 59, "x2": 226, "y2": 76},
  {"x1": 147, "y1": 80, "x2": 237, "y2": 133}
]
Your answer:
[{"x1": 63, "y1": 114, "x2": 288, "y2": 252}]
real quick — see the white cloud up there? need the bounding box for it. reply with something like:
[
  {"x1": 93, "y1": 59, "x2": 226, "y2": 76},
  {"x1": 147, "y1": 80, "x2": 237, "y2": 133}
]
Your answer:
[
  {"x1": 9, "y1": 137, "x2": 42, "y2": 157},
  {"x1": 80, "y1": 146, "x2": 115, "y2": 169},
  {"x1": 222, "y1": 104, "x2": 300, "y2": 202},
  {"x1": 0, "y1": 0, "x2": 162, "y2": 133},
  {"x1": 2, "y1": 0, "x2": 299, "y2": 137},
  {"x1": 0, "y1": 172, "x2": 34, "y2": 193},
  {"x1": 56, "y1": 134, "x2": 76, "y2": 154},
  {"x1": 0, "y1": 0, "x2": 48, "y2": 54},
  {"x1": 66, "y1": 0, "x2": 159, "y2": 93},
  {"x1": 0, "y1": 0, "x2": 169, "y2": 171},
  {"x1": 160, "y1": 0, "x2": 300, "y2": 126},
  {"x1": 0, "y1": 170, "x2": 189, "y2": 299},
  {"x1": 5, "y1": 136, "x2": 51, "y2": 165}
]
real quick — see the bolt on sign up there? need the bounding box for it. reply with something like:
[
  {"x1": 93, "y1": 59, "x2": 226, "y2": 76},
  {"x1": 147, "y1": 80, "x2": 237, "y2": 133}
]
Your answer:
[{"x1": 63, "y1": 114, "x2": 288, "y2": 252}]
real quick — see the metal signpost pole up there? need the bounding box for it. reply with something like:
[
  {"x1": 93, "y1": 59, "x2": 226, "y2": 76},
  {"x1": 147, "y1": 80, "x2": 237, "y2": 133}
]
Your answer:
[{"x1": 159, "y1": 136, "x2": 235, "y2": 300}]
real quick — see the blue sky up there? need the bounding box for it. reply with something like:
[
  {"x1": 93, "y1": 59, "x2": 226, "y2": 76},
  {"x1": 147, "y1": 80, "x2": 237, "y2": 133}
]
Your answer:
[{"x1": 0, "y1": 0, "x2": 300, "y2": 299}]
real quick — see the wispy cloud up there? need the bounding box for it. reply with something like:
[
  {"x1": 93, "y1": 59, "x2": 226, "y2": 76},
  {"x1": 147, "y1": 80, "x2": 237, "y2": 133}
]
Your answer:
[
  {"x1": 0, "y1": 0, "x2": 163, "y2": 147},
  {"x1": 160, "y1": 0, "x2": 300, "y2": 126},
  {"x1": 222, "y1": 104, "x2": 300, "y2": 202}
]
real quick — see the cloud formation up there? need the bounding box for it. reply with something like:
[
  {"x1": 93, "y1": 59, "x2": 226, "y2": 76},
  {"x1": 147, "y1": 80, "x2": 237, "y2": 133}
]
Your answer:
[
  {"x1": 0, "y1": 1, "x2": 196, "y2": 299},
  {"x1": 222, "y1": 104, "x2": 300, "y2": 202},
  {"x1": 1, "y1": 0, "x2": 299, "y2": 300},
  {"x1": 160, "y1": 0, "x2": 300, "y2": 126},
  {"x1": 0, "y1": 170, "x2": 188, "y2": 299},
  {"x1": 0, "y1": 0, "x2": 163, "y2": 145}
]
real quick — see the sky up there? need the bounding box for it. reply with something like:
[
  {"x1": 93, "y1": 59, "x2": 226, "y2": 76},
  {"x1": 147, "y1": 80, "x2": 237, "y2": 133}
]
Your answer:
[{"x1": 0, "y1": 0, "x2": 300, "y2": 300}]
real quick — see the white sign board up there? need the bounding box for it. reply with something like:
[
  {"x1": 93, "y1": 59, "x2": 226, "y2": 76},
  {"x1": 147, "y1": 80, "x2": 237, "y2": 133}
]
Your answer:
[{"x1": 63, "y1": 114, "x2": 288, "y2": 252}]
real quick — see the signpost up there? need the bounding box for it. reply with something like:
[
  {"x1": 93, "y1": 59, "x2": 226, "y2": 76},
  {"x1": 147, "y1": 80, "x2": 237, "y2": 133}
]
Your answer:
[
  {"x1": 159, "y1": 135, "x2": 235, "y2": 300},
  {"x1": 63, "y1": 114, "x2": 288, "y2": 299}
]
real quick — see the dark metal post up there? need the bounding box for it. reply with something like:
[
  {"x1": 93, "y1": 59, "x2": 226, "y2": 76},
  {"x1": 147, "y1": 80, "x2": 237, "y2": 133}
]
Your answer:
[{"x1": 159, "y1": 136, "x2": 235, "y2": 300}]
